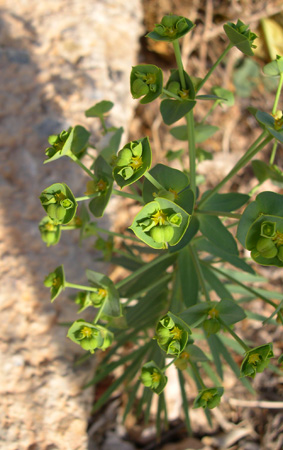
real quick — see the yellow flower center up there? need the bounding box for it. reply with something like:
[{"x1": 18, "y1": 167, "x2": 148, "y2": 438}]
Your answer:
[
  {"x1": 248, "y1": 353, "x2": 261, "y2": 365},
  {"x1": 45, "y1": 222, "x2": 55, "y2": 231},
  {"x1": 208, "y1": 307, "x2": 219, "y2": 319},
  {"x1": 54, "y1": 192, "x2": 66, "y2": 203},
  {"x1": 130, "y1": 155, "x2": 143, "y2": 170},
  {"x1": 97, "y1": 179, "x2": 107, "y2": 192},
  {"x1": 273, "y1": 231, "x2": 283, "y2": 246},
  {"x1": 98, "y1": 288, "x2": 107, "y2": 298},
  {"x1": 151, "y1": 371, "x2": 161, "y2": 384},
  {"x1": 152, "y1": 210, "x2": 167, "y2": 225},
  {"x1": 80, "y1": 326, "x2": 93, "y2": 338},
  {"x1": 201, "y1": 391, "x2": 214, "y2": 401},
  {"x1": 52, "y1": 277, "x2": 61, "y2": 288},
  {"x1": 145, "y1": 73, "x2": 156, "y2": 85},
  {"x1": 180, "y1": 351, "x2": 190, "y2": 360},
  {"x1": 170, "y1": 326, "x2": 183, "y2": 340},
  {"x1": 179, "y1": 89, "x2": 189, "y2": 99}
]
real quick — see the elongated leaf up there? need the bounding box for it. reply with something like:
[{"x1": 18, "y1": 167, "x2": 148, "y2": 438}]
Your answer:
[
  {"x1": 178, "y1": 369, "x2": 191, "y2": 433},
  {"x1": 195, "y1": 238, "x2": 255, "y2": 274},
  {"x1": 199, "y1": 192, "x2": 250, "y2": 212},
  {"x1": 207, "y1": 334, "x2": 223, "y2": 379},
  {"x1": 160, "y1": 99, "x2": 196, "y2": 125},
  {"x1": 85, "y1": 100, "x2": 114, "y2": 118},
  {"x1": 217, "y1": 299, "x2": 246, "y2": 324},
  {"x1": 201, "y1": 265, "x2": 233, "y2": 300},
  {"x1": 198, "y1": 214, "x2": 239, "y2": 255},
  {"x1": 178, "y1": 247, "x2": 199, "y2": 307}
]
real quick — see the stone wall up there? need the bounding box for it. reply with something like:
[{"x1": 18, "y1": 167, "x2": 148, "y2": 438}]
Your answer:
[{"x1": 0, "y1": 1, "x2": 143, "y2": 449}]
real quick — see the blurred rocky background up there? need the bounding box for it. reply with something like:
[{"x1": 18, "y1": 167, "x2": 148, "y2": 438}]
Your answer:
[{"x1": 1, "y1": 1, "x2": 283, "y2": 450}]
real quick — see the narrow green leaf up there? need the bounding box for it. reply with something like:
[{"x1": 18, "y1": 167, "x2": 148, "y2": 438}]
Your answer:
[
  {"x1": 199, "y1": 192, "x2": 250, "y2": 212},
  {"x1": 201, "y1": 265, "x2": 233, "y2": 300},
  {"x1": 178, "y1": 369, "x2": 192, "y2": 434},
  {"x1": 178, "y1": 247, "x2": 199, "y2": 307},
  {"x1": 85, "y1": 100, "x2": 114, "y2": 118},
  {"x1": 198, "y1": 215, "x2": 239, "y2": 255}
]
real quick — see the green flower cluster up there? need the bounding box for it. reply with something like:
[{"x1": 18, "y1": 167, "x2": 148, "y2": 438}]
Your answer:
[
  {"x1": 253, "y1": 221, "x2": 283, "y2": 261},
  {"x1": 40, "y1": 183, "x2": 77, "y2": 225},
  {"x1": 45, "y1": 129, "x2": 70, "y2": 159},
  {"x1": 224, "y1": 19, "x2": 257, "y2": 56},
  {"x1": 140, "y1": 361, "x2": 167, "y2": 394},
  {"x1": 44, "y1": 265, "x2": 65, "y2": 302},
  {"x1": 67, "y1": 320, "x2": 113, "y2": 353},
  {"x1": 155, "y1": 313, "x2": 190, "y2": 356},
  {"x1": 39, "y1": 216, "x2": 61, "y2": 247},
  {"x1": 130, "y1": 65, "x2": 163, "y2": 104},
  {"x1": 193, "y1": 387, "x2": 224, "y2": 409},
  {"x1": 74, "y1": 288, "x2": 108, "y2": 313},
  {"x1": 240, "y1": 344, "x2": 274, "y2": 378},
  {"x1": 147, "y1": 15, "x2": 195, "y2": 42},
  {"x1": 141, "y1": 208, "x2": 182, "y2": 247}
]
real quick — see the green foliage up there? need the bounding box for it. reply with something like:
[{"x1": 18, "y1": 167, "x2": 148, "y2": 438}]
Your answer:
[{"x1": 38, "y1": 14, "x2": 283, "y2": 435}]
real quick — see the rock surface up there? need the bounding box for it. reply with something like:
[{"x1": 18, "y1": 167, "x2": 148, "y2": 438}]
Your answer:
[{"x1": 0, "y1": 1, "x2": 143, "y2": 449}]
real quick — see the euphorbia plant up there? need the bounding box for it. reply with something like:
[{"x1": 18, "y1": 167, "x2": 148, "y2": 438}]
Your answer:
[{"x1": 39, "y1": 14, "x2": 283, "y2": 434}]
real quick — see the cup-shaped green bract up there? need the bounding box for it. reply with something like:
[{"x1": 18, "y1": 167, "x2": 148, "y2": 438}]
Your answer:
[
  {"x1": 155, "y1": 312, "x2": 191, "y2": 357},
  {"x1": 74, "y1": 287, "x2": 108, "y2": 313},
  {"x1": 263, "y1": 55, "x2": 283, "y2": 77},
  {"x1": 86, "y1": 269, "x2": 121, "y2": 318},
  {"x1": 39, "y1": 216, "x2": 61, "y2": 247},
  {"x1": 44, "y1": 265, "x2": 65, "y2": 302},
  {"x1": 240, "y1": 343, "x2": 274, "y2": 378},
  {"x1": 130, "y1": 197, "x2": 191, "y2": 249},
  {"x1": 237, "y1": 192, "x2": 283, "y2": 267},
  {"x1": 146, "y1": 14, "x2": 195, "y2": 42},
  {"x1": 180, "y1": 299, "x2": 246, "y2": 328},
  {"x1": 88, "y1": 155, "x2": 114, "y2": 218},
  {"x1": 165, "y1": 69, "x2": 196, "y2": 100},
  {"x1": 224, "y1": 19, "x2": 257, "y2": 56},
  {"x1": 140, "y1": 361, "x2": 168, "y2": 395},
  {"x1": 193, "y1": 387, "x2": 224, "y2": 409},
  {"x1": 252, "y1": 110, "x2": 283, "y2": 142},
  {"x1": 40, "y1": 182, "x2": 78, "y2": 225},
  {"x1": 130, "y1": 64, "x2": 163, "y2": 104},
  {"x1": 44, "y1": 125, "x2": 90, "y2": 163},
  {"x1": 67, "y1": 319, "x2": 113, "y2": 353},
  {"x1": 113, "y1": 138, "x2": 152, "y2": 188}
]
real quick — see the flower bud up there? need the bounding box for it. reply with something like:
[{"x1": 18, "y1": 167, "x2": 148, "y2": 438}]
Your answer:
[
  {"x1": 167, "y1": 81, "x2": 181, "y2": 95},
  {"x1": 150, "y1": 225, "x2": 174, "y2": 243},
  {"x1": 256, "y1": 237, "x2": 277, "y2": 256},
  {"x1": 132, "y1": 79, "x2": 150, "y2": 98},
  {"x1": 203, "y1": 318, "x2": 221, "y2": 336},
  {"x1": 260, "y1": 221, "x2": 276, "y2": 238}
]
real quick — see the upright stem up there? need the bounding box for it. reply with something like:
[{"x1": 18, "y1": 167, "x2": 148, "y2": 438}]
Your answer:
[
  {"x1": 172, "y1": 40, "x2": 186, "y2": 89},
  {"x1": 198, "y1": 133, "x2": 272, "y2": 208},
  {"x1": 269, "y1": 141, "x2": 278, "y2": 165},
  {"x1": 186, "y1": 111, "x2": 196, "y2": 196},
  {"x1": 190, "y1": 361, "x2": 206, "y2": 389},
  {"x1": 113, "y1": 189, "x2": 143, "y2": 203},
  {"x1": 197, "y1": 43, "x2": 234, "y2": 92},
  {"x1": 272, "y1": 72, "x2": 283, "y2": 115},
  {"x1": 217, "y1": 317, "x2": 250, "y2": 352},
  {"x1": 200, "y1": 100, "x2": 219, "y2": 124},
  {"x1": 189, "y1": 245, "x2": 210, "y2": 302},
  {"x1": 172, "y1": 39, "x2": 196, "y2": 197}
]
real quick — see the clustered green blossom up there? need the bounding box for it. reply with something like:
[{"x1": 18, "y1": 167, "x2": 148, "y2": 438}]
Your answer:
[
  {"x1": 140, "y1": 361, "x2": 168, "y2": 394},
  {"x1": 44, "y1": 265, "x2": 65, "y2": 302},
  {"x1": 45, "y1": 129, "x2": 70, "y2": 159},
  {"x1": 155, "y1": 313, "x2": 190, "y2": 356},
  {"x1": 193, "y1": 387, "x2": 224, "y2": 409},
  {"x1": 40, "y1": 183, "x2": 77, "y2": 225},
  {"x1": 67, "y1": 320, "x2": 113, "y2": 353},
  {"x1": 39, "y1": 216, "x2": 61, "y2": 247},
  {"x1": 240, "y1": 344, "x2": 274, "y2": 378}
]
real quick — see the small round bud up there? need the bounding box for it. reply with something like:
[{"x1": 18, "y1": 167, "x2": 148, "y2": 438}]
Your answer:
[
  {"x1": 277, "y1": 246, "x2": 283, "y2": 262},
  {"x1": 167, "y1": 81, "x2": 181, "y2": 95},
  {"x1": 150, "y1": 225, "x2": 174, "y2": 243},
  {"x1": 256, "y1": 237, "x2": 276, "y2": 254},
  {"x1": 132, "y1": 79, "x2": 149, "y2": 98}
]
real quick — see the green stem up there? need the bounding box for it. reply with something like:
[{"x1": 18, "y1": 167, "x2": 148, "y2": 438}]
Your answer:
[
  {"x1": 115, "y1": 253, "x2": 174, "y2": 291},
  {"x1": 272, "y1": 72, "x2": 283, "y2": 115},
  {"x1": 162, "y1": 87, "x2": 182, "y2": 101},
  {"x1": 76, "y1": 193, "x2": 98, "y2": 202},
  {"x1": 172, "y1": 40, "x2": 186, "y2": 89},
  {"x1": 93, "y1": 299, "x2": 106, "y2": 324},
  {"x1": 269, "y1": 141, "x2": 278, "y2": 165},
  {"x1": 69, "y1": 154, "x2": 95, "y2": 178},
  {"x1": 162, "y1": 357, "x2": 177, "y2": 371},
  {"x1": 248, "y1": 182, "x2": 263, "y2": 196},
  {"x1": 217, "y1": 317, "x2": 249, "y2": 352},
  {"x1": 197, "y1": 43, "x2": 234, "y2": 92},
  {"x1": 190, "y1": 361, "x2": 206, "y2": 389},
  {"x1": 144, "y1": 171, "x2": 164, "y2": 190},
  {"x1": 65, "y1": 281, "x2": 99, "y2": 293},
  {"x1": 189, "y1": 245, "x2": 210, "y2": 302},
  {"x1": 113, "y1": 188, "x2": 143, "y2": 203},
  {"x1": 93, "y1": 226, "x2": 141, "y2": 243},
  {"x1": 196, "y1": 210, "x2": 241, "y2": 219},
  {"x1": 186, "y1": 111, "x2": 196, "y2": 197},
  {"x1": 198, "y1": 132, "x2": 272, "y2": 208}
]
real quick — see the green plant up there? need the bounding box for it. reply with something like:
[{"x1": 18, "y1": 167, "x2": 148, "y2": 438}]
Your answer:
[{"x1": 39, "y1": 14, "x2": 283, "y2": 434}]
